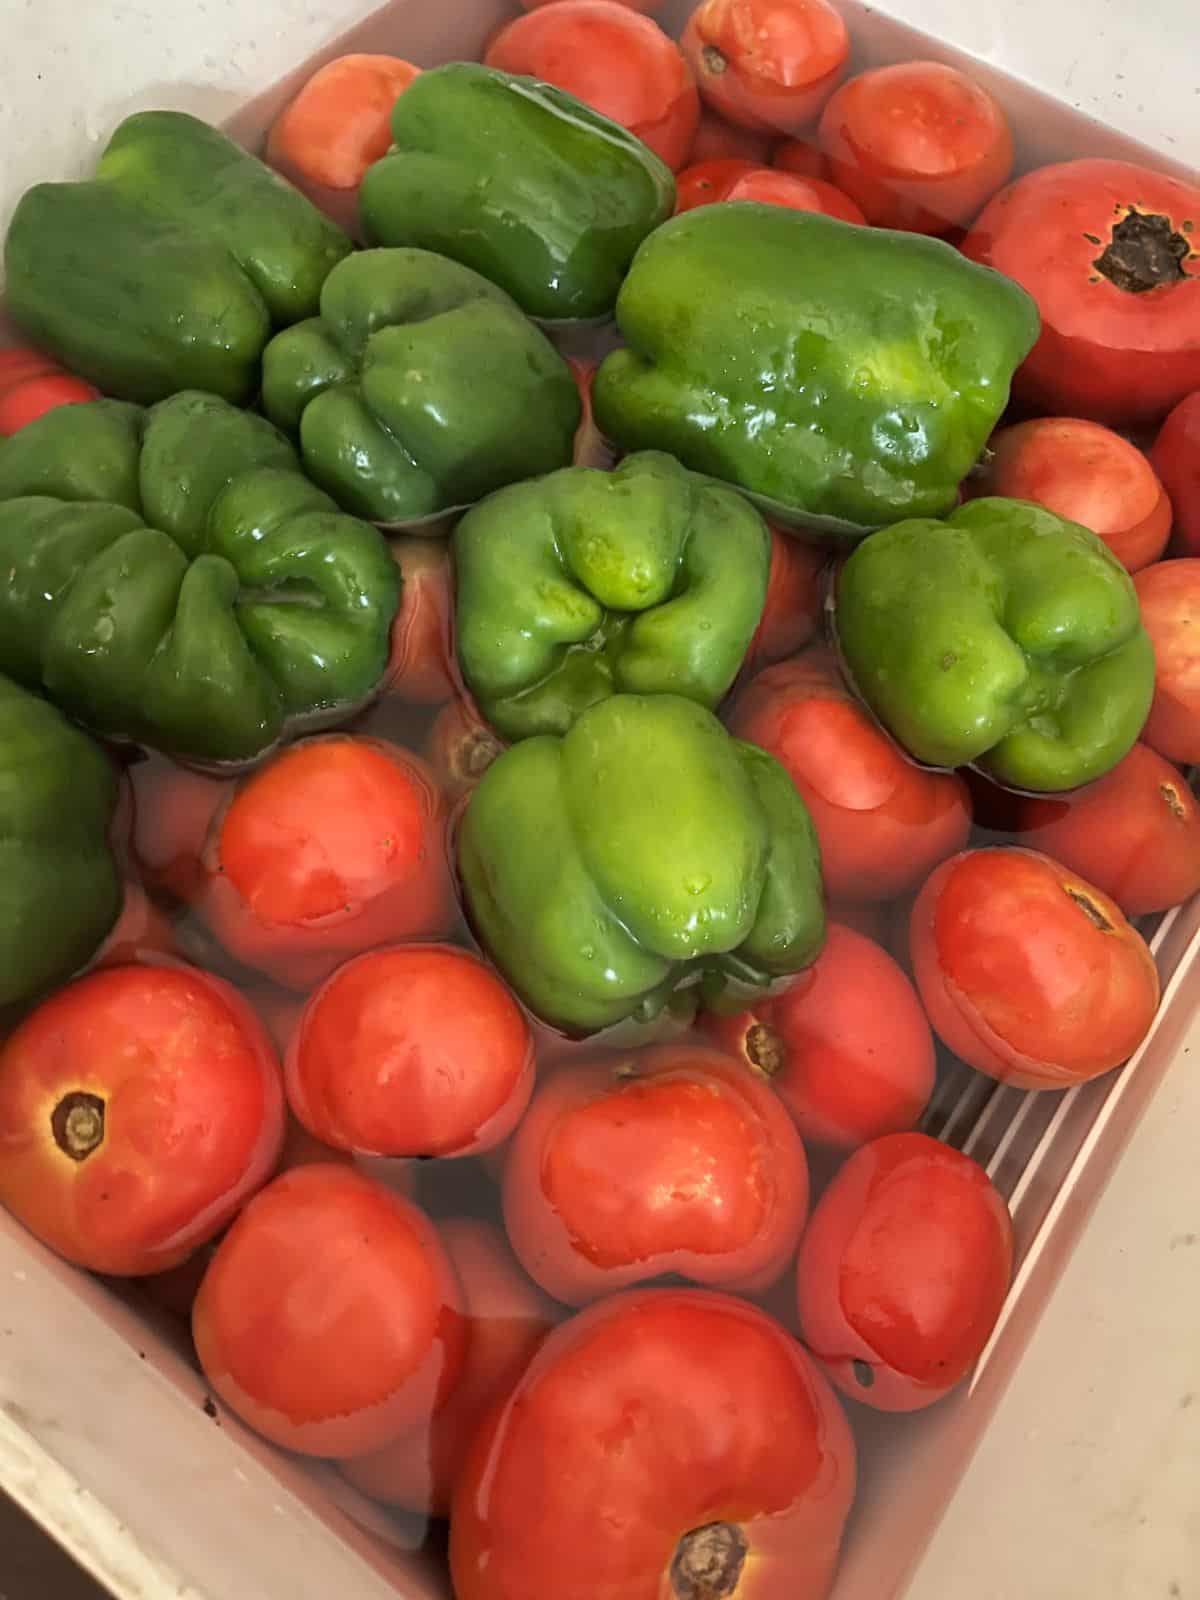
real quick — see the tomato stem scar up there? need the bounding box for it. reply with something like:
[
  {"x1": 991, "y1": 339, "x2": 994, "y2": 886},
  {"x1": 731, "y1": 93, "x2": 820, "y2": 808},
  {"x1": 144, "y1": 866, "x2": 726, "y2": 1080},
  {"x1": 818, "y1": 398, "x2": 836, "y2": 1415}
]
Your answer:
[
  {"x1": 670, "y1": 1522, "x2": 749, "y2": 1600},
  {"x1": 50, "y1": 1090, "x2": 106, "y2": 1162},
  {"x1": 1161, "y1": 782, "x2": 1188, "y2": 821},
  {"x1": 1094, "y1": 209, "x2": 1189, "y2": 294},
  {"x1": 701, "y1": 45, "x2": 728, "y2": 76},
  {"x1": 744, "y1": 1022, "x2": 784, "y2": 1078}
]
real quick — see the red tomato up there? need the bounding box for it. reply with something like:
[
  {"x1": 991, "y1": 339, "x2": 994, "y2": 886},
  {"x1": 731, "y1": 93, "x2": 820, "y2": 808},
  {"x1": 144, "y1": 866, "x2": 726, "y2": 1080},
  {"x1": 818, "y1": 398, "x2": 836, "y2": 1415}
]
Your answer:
[
  {"x1": 827, "y1": 898, "x2": 889, "y2": 944},
  {"x1": 910, "y1": 848, "x2": 1160, "y2": 1089},
  {"x1": 340, "y1": 1219, "x2": 558, "y2": 1514},
  {"x1": 1134, "y1": 559, "x2": 1200, "y2": 765},
  {"x1": 384, "y1": 537, "x2": 455, "y2": 707},
  {"x1": 687, "y1": 106, "x2": 774, "y2": 164},
  {"x1": 704, "y1": 923, "x2": 935, "y2": 1151},
  {"x1": 1014, "y1": 743, "x2": 1200, "y2": 917},
  {"x1": 424, "y1": 695, "x2": 506, "y2": 805},
  {"x1": 503, "y1": 1043, "x2": 809, "y2": 1304},
  {"x1": 192, "y1": 1164, "x2": 466, "y2": 1456},
  {"x1": 287, "y1": 944, "x2": 534, "y2": 1159},
  {"x1": 773, "y1": 135, "x2": 830, "y2": 180},
  {"x1": 485, "y1": 2, "x2": 700, "y2": 170},
  {"x1": 0, "y1": 348, "x2": 60, "y2": 385},
  {"x1": 89, "y1": 882, "x2": 178, "y2": 970},
  {"x1": 197, "y1": 735, "x2": 454, "y2": 990},
  {"x1": 818, "y1": 61, "x2": 1012, "y2": 235},
  {"x1": 965, "y1": 417, "x2": 1171, "y2": 572},
  {"x1": 962, "y1": 160, "x2": 1200, "y2": 428},
  {"x1": 743, "y1": 527, "x2": 825, "y2": 672},
  {"x1": 1151, "y1": 392, "x2": 1200, "y2": 556},
  {"x1": 567, "y1": 357, "x2": 614, "y2": 470},
  {"x1": 724, "y1": 167, "x2": 864, "y2": 221},
  {"x1": 266, "y1": 55, "x2": 420, "y2": 193},
  {"x1": 675, "y1": 156, "x2": 757, "y2": 212},
  {"x1": 730, "y1": 647, "x2": 972, "y2": 900},
  {"x1": 520, "y1": 0, "x2": 665, "y2": 9},
  {"x1": 0, "y1": 372, "x2": 99, "y2": 437},
  {"x1": 681, "y1": 0, "x2": 849, "y2": 136},
  {"x1": 129, "y1": 757, "x2": 232, "y2": 903},
  {"x1": 0, "y1": 963, "x2": 284, "y2": 1276},
  {"x1": 450, "y1": 1288, "x2": 856, "y2": 1600},
  {"x1": 796, "y1": 1132, "x2": 1014, "y2": 1412}
]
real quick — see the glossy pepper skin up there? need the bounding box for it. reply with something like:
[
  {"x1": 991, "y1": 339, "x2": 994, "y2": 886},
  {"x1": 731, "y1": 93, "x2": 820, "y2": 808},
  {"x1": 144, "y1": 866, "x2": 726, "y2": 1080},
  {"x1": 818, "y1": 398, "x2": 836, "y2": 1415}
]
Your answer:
[
  {"x1": 454, "y1": 452, "x2": 770, "y2": 740},
  {"x1": 4, "y1": 111, "x2": 351, "y2": 405},
  {"x1": 359, "y1": 62, "x2": 676, "y2": 322},
  {"x1": 0, "y1": 674, "x2": 121, "y2": 1009},
  {"x1": 457, "y1": 694, "x2": 826, "y2": 1035},
  {"x1": 593, "y1": 204, "x2": 1040, "y2": 539},
  {"x1": 261, "y1": 249, "x2": 581, "y2": 524},
  {"x1": 835, "y1": 497, "x2": 1155, "y2": 793},
  {"x1": 0, "y1": 395, "x2": 400, "y2": 767}
]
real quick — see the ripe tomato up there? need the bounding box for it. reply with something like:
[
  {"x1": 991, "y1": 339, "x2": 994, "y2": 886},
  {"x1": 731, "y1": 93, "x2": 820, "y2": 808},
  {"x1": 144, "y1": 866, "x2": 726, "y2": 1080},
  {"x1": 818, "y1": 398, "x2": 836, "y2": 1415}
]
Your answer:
[
  {"x1": 484, "y1": 2, "x2": 700, "y2": 170},
  {"x1": 567, "y1": 357, "x2": 614, "y2": 470},
  {"x1": 962, "y1": 160, "x2": 1200, "y2": 428},
  {"x1": 911, "y1": 848, "x2": 1160, "y2": 1089},
  {"x1": 1014, "y1": 744, "x2": 1200, "y2": 917},
  {"x1": 773, "y1": 135, "x2": 830, "y2": 180},
  {"x1": 1133, "y1": 559, "x2": 1200, "y2": 765},
  {"x1": 0, "y1": 372, "x2": 99, "y2": 437},
  {"x1": 424, "y1": 695, "x2": 505, "y2": 805},
  {"x1": 1151, "y1": 392, "x2": 1200, "y2": 556},
  {"x1": 818, "y1": 61, "x2": 1013, "y2": 235},
  {"x1": 287, "y1": 944, "x2": 534, "y2": 1159},
  {"x1": 128, "y1": 757, "x2": 232, "y2": 903},
  {"x1": 520, "y1": 0, "x2": 665, "y2": 9},
  {"x1": 704, "y1": 923, "x2": 935, "y2": 1150},
  {"x1": 197, "y1": 735, "x2": 454, "y2": 990},
  {"x1": 681, "y1": 0, "x2": 849, "y2": 136},
  {"x1": 450, "y1": 1288, "x2": 856, "y2": 1600},
  {"x1": 743, "y1": 527, "x2": 825, "y2": 673},
  {"x1": 192, "y1": 1164, "x2": 466, "y2": 1456},
  {"x1": 383, "y1": 537, "x2": 455, "y2": 707},
  {"x1": 89, "y1": 882, "x2": 178, "y2": 970},
  {"x1": 503, "y1": 1043, "x2": 808, "y2": 1304},
  {"x1": 729, "y1": 647, "x2": 972, "y2": 900},
  {"x1": 266, "y1": 54, "x2": 420, "y2": 201},
  {"x1": 965, "y1": 417, "x2": 1171, "y2": 572},
  {"x1": 724, "y1": 167, "x2": 863, "y2": 220},
  {"x1": 796, "y1": 1132, "x2": 1014, "y2": 1412},
  {"x1": 675, "y1": 156, "x2": 757, "y2": 212},
  {"x1": 687, "y1": 106, "x2": 774, "y2": 164},
  {"x1": 341, "y1": 1219, "x2": 558, "y2": 1515},
  {"x1": 0, "y1": 963, "x2": 284, "y2": 1276}
]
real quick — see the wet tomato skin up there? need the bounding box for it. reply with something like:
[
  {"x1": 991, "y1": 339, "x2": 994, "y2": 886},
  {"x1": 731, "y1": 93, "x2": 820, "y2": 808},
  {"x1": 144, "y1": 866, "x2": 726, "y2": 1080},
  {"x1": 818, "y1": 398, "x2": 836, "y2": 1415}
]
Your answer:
[
  {"x1": 1151, "y1": 392, "x2": 1200, "y2": 557},
  {"x1": 424, "y1": 695, "x2": 506, "y2": 805},
  {"x1": 687, "y1": 105, "x2": 775, "y2": 164},
  {"x1": 384, "y1": 538, "x2": 456, "y2": 707},
  {"x1": 450, "y1": 1288, "x2": 857, "y2": 1600},
  {"x1": 192, "y1": 1164, "x2": 467, "y2": 1457},
  {"x1": 681, "y1": 0, "x2": 850, "y2": 136},
  {"x1": 796, "y1": 1132, "x2": 1014, "y2": 1412},
  {"x1": 910, "y1": 848, "x2": 1160, "y2": 1089},
  {"x1": 503, "y1": 1044, "x2": 809, "y2": 1304},
  {"x1": 1133, "y1": 559, "x2": 1200, "y2": 766},
  {"x1": 0, "y1": 962, "x2": 285, "y2": 1276}
]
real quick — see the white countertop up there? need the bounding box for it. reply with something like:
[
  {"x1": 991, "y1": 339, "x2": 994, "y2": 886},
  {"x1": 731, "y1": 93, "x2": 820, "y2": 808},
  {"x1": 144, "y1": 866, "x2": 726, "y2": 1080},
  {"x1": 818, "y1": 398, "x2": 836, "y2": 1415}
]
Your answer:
[{"x1": 2, "y1": 2, "x2": 1199, "y2": 1596}]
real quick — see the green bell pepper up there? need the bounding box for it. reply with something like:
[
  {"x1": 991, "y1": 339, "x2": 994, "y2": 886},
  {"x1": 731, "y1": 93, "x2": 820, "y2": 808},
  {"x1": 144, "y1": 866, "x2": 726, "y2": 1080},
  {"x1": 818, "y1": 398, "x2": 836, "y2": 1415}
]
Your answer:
[
  {"x1": 454, "y1": 452, "x2": 770, "y2": 740},
  {"x1": 592, "y1": 204, "x2": 1041, "y2": 539},
  {"x1": 261, "y1": 248, "x2": 581, "y2": 524},
  {"x1": 359, "y1": 62, "x2": 675, "y2": 322},
  {"x1": 0, "y1": 394, "x2": 400, "y2": 766},
  {"x1": 0, "y1": 674, "x2": 120, "y2": 1009},
  {"x1": 458, "y1": 694, "x2": 825, "y2": 1034},
  {"x1": 834, "y1": 497, "x2": 1156, "y2": 792},
  {"x1": 4, "y1": 110, "x2": 352, "y2": 405}
]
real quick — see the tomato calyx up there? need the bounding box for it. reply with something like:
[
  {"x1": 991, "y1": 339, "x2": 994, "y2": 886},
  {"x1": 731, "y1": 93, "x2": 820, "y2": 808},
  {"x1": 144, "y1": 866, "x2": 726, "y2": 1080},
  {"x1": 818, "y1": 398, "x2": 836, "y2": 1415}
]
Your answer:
[
  {"x1": 701, "y1": 44, "x2": 729, "y2": 76},
  {"x1": 1093, "y1": 209, "x2": 1191, "y2": 294},
  {"x1": 743, "y1": 1021, "x2": 784, "y2": 1078},
  {"x1": 669, "y1": 1521, "x2": 749, "y2": 1600},
  {"x1": 50, "y1": 1090, "x2": 106, "y2": 1162},
  {"x1": 1063, "y1": 884, "x2": 1114, "y2": 933}
]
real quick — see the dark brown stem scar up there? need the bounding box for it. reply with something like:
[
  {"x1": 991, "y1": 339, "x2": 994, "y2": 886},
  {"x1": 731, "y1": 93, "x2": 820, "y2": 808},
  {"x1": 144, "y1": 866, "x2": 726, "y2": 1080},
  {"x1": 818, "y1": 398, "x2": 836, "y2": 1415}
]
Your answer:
[
  {"x1": 671, "y1": 1523, "x2": 749, "y2": 1600},
  {"x1": 701, "y1": 44, "x2": 728, "y2": 76},
  {"x1": 51, "y1": 1091, "x2": 106, "y2": 1162},
  {"x1": 1064, "y1": 885, "x2": 1114, "y2": 932},
  {"x1": 852, "y1": 1359, "x2": 876, "y2": 1389},
  {"x1": 1094, "y1": 210, "x2": 1189, "y2": 294},
  {"x1": 744, "y1": 1022, "x2": 783, "y2": 1078},
  {"x1": 1161, "y1": 782, "x2": 1188, "y2": 821}
]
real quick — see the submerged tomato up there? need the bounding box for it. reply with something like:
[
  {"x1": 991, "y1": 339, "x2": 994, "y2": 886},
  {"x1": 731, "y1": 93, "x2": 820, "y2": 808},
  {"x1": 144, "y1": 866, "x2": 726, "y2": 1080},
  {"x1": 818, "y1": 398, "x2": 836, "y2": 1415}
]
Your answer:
[
  {"x1": 287, "y1": 944, "x2": 534, "y2": 1159},
  {"x1": 966, "y1": 417, "x2": 1171, "y2": 572},
  {"x1": 450, "y1": 1288, "x2": 856, "y2": 1600},
  {"x1": 1151, "y1": 392, "x2": 1200, "y2": 556},
  {"x1": 384, "y1": 537, "x2": 455, "y2": 707},
  {"x1": 773, "y1": 135, "x2": 830, "y2": 180},
  {"x1": 687, "y1": 106, "x2": 775, "y2": 164},
  {"x1": 796, "y1": 1132, "x2": 1014, "y2": 1412},
  {"x1": 198, "y1": 735, "x2": 454, "y2": 990},
  {"x1": 730, "y1": 647, "x2": 972, "y2": 900},
  {"x1": 722, "y1": 167, "x2": 864, "y2": 221},
  {"x1": 424, "y1": 695, "x2": 505, "y2": 804},
  {"x1": 682, "y1": 0, "x2": 850, "y2": 136},
  {"x1": 0, "y1": 345, "x2": 99, "y2": 437},
  {"x1": 485, "y1": 1, "x2": 699, "y2": 169},
  {"x1": 89, "y1": 882, "x2": 178, "y2": 970},
  {"x1": 192, "y1": 1164, "x2": 466, "y2": 1457},
  {"x1": 743, "y1": 527, "x2": 825, "y2": 672},
  {"x1": 504, "y1": 1044, "x2": 809, "y2": 1304},
  {"x1": 963, "y1": 159, "x2": 1200, "y2": 427},
  {"x1": 0, "y1": 963, "x2": 284, "y2": 1276},
  {"x1": 129, "y1": 758, "x2": 231, "y2": 903},
  {"x1": 1134, "y1": 559, "x2": 1200, "y2": 765},
  {"x1": 704, "y1": 923, "x2": 935, "y2": 1150},
  {"x1": 675, "y1": 156, "x2": 757, "y2": 212},
  {"x1": 1015, "y1": 743, "x2": 1200, "y2": 917},
  {"x1": 910, "y1": 848, "x2": 1160, "y2": 1089},
  {"x1": 818, "y1": 61, "x2": 1012, "y2": 234},
  {"x1": 341, "y1": 1218, "x2": 558, "y2": 1514}
]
